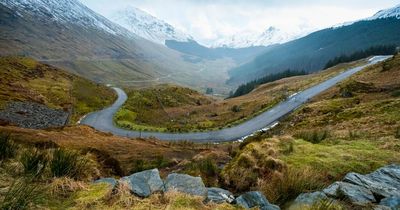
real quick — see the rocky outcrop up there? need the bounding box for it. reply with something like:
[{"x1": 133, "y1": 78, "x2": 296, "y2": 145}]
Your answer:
[
  {"x1": 235, "y1": 191, "x2": 280, "y2": 210},
  {"x1": 0, "y1": 101, "x2": 68, "y2": 129},
  {"x1": 206, "y1": 187, "x2": 235, "y2": 204},
  {"x1": 292, "y1": 164, "x2": 400, "y2": 209},
  {"x1": 120, "y1": 169, "x2": 164, "y2": 197},
  {"x1": 94, "y1": 169, "x2": 280, "y2": 209},
  {"x1": 164, "y1": 173, "x2": 207, "y2": 198}
]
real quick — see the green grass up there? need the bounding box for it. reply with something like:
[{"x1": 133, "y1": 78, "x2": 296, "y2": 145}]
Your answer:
[
  {"x1": 50, "y1": 149, "x2": 86, "y2": 179},
  {"x1": 0, "y1": 133, "x2": 17, "y2": 161},
  {"x1": 280, "y1": 139, "x2": 399, "y2": 178}
]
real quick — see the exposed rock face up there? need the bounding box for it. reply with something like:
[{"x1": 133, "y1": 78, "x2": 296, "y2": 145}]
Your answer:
[
  {"x1": 235, "y1": 191, "x2": 280, "y2": 210},
  {"x1": 94, "y1": 178, "x2": 118, "y2": 189},
  {"x1": 293, "y1": 191, "x2": 328, "y2": 206},
  {"x1": 0, "y1": 102, "x2": 68, "y2": 129},
  {"x1": 293, "y1": 165, "x2": 400, "y2": 208},
  {"x1": 120, "y1": 169, "x2": 164, "y2": 197},
  {"x1": 206, "y1": 187, "x2": 235, "y2": 204},
  {"x1": 380, "y1": 196, "x2": 400, "y2": 209},
  {"x1": 164, "y1": 173, "x2": 207, "y2": 198}
]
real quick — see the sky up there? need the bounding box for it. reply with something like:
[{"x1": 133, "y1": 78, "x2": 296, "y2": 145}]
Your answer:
[{"x1": 80, "y1": 0, "x2": 399, "y2": 45}]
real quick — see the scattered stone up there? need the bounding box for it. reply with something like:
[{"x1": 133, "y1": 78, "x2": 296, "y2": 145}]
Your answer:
[
  {"x1": 120, "y1": 169, "x2": 164, "y2": 197},
  {"x1": 94, "y1": 178, "x2": 118, "y2": 189},
  {"x1": 235, "y1": 191, "x2": 280, "y2": 210},
  {"x1": 380, "y1": 196, "x2": 400, "y2": 210},
  {"x1": 164, "y1": 173, "x2": 207, "y2": 198},
  {"x1": 324, "y1": 181, "x2": 376, "y2": 205},
  {"x1": 206, "y1": 187, "x2": 235, "y2": 204},
  {"x1": 0, "y1": 101, "x2": 68, "y2": 129},
  {"x1": 293, "y1": 191, "x2": 328, "y2": 206}
]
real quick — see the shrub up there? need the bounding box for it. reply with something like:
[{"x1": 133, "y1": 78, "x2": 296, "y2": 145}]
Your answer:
[
  {"x1": 295, "y1": 130, "x2": 330, "y2": 144},
  {"x1": 258, "y1": 167, "x2": 326, "y2": 205},
  {"x1": 0, "y1": 133, "x2": 17, "y2": 161},
  {"x1": 231, "y1": 105, "x2": 241, "y2": 113},
  {"x1": 50, "y1": 148, "x2": 86, "y2": 179},
  {"x1": 396, "y1": 128, "x2": 400, "y2": 139},
  {"x1": 20, "y1": 149, "x2": 48, "y2": 176},
  {"x1": 0, "y1": 179, "x2": 43, "y2": 210}
]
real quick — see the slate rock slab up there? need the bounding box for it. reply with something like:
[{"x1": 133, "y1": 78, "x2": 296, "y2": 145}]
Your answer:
[
  {"x1": 164, "y1": 173, "x2": 207, "y2": 198},
  {"x1": 235, "y1": 191, "x2": 280, "y2": 210},
  {"x1": 94, "y1": 178, "x2": 118, "y2": 189},
  {"x1": 120, "y1": 168, "x2": 164, "y2": 197},
  {"x1": 379, "y1": 196, "x2": 400, "y2": 210},
  {"x1": 206, "y1": 187, "x2": 235, "y2": 204},
  {"x1": 323, "y1": 181, "x2": 375, "y2": 205},
  {"x1": 293, "y1": 191, "x2": 328, "y2": 206}
]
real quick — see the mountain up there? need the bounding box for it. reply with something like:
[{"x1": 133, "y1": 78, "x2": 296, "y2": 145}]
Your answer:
[
  {"x1": 211, "y1": 27, "x2": 301, "y2": 49},
  {"x1": 109, "y1": 7, "x2": 193, "y2": 45},
  {"x1": 165, "y1": 40, "x2": 269, "y2": 64},
  {"x1": 227, "y1": 5, "x2": 400, "y2": 85},
  {"x1": 0, "y1": 0, "x2": 227, "y2": 90}
]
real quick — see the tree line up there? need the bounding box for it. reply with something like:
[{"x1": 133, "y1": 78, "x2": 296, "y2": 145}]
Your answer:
[
  {"x1": 324, "y1": 44, "x2": 398, "y2": 69},
  {"x1": 229, "y1": 69, "x2": 307, "y2": 98}
]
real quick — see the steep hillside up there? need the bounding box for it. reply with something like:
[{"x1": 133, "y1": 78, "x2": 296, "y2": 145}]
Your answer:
[
  {"x1": 0, "y1": 57, "x2": 115, "y2": 123},
  {"x1": 109, "y1": 7, "x2": 193, "y2": 45},
  {"x1": 0, "y1": 0, "x2": 231, "y2": 92},
  {"x1": 222, "y1": 54, "x2": 400, "y2": 207},
  {"x1": 228, "y1": 16, "x2": 400, "y2": 84}
]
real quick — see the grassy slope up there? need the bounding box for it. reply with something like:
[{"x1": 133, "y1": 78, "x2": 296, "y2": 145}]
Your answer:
[
  {"x1": 0, "y1": 128, "x2": 237, "y2": 209},
  {"x1": 116, "y1": 60, "x2": 367, "y2": 132},
  {"x1": 0, "y1": 57, "x2": 116, "y2": 123},
  {"x1": 222, "y1": 54, "x2": 400, "y2": 206}
]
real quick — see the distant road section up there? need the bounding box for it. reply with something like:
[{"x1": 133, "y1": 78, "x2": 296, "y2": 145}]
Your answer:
[{"x1": 81, "y1": 56, "x2": 391, "y2": 142}]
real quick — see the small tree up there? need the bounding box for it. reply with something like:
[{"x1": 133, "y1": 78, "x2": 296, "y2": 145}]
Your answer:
[{"x1": 206, "y1": 88, "x2": 214, "y2": 94}]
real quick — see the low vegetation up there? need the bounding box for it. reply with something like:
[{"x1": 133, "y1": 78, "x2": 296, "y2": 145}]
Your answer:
[
  {"x1": 0, "y1": 56, "x2": 116, "y2": 123},
  {"x1": 222, "y1": 54, "x2": 400, "y2": 206},
  {"x1": 115, "y1": 60, "x2": 367, "y2": 132},
  {"x1": 230, "y1": 69, "x2": 307, "y2": 98}
]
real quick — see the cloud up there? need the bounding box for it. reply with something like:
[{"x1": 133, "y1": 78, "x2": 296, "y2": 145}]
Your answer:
[{"x1": 80, "y1": 0, "x2": 399, "y2": 45}]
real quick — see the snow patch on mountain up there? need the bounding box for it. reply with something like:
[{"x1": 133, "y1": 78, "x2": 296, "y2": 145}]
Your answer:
[
  {"x1": 109, "y1": 7, "x2": 193, "y2": 45},
  {"x1": 211, "y1": 27, "x2": 308, "y2": 49},
  {"x1": 333, "y1": 4, "x2": 400, "y2": 28},
  {"x1": 0, "y1": 0, "x2": 131, "y2": 37}
]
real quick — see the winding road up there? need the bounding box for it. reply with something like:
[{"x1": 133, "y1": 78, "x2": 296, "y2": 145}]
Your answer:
[{"x1": 81, "y1": 56, "x2": 391, "y2": 142}]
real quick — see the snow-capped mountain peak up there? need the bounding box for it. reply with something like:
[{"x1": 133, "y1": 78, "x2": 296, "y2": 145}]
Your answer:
[
  {"x1": 109, "y1": 7, "x2": 193, "y2": 45},
  {"x1": 211, "y1": 26, "x2": 304, "y2": 49},
  {"x1": 368, "y1": 4, "x2": 400, "y2": 20},
  {"x1": 0, "y1": 0, "x2": 130, "y2": 36}
]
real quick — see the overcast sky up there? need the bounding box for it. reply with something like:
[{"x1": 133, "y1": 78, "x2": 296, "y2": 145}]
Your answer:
[{"x1": 80, "y1": 0, "x2": 399, "y2": 45}]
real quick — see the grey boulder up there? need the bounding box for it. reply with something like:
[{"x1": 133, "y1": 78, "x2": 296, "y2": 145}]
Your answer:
[
  {"x1": 206, "y1": 187, "x2": 235, "y2": 204},
  {"x1": 343, "y1": 165, "x2": 400, "y2": 198},
  {"x1": 379, "y1": 196, "x2": 400, "y2": 210},
  {"x1": 164, "y1": 173, "x2": 207, "y2": 198},
  {"x1": 323, "y1": 181, "x2": 376, "y2": 205},
  {"x1": 94, "y1": 177, "x2": 118, "y2": 189},
  {"x1": 235, "y1": 191, "x2": 280, "y2": 210},
  {"x1": 293, "y1": 191, "x2": 328, "y2": 206},
  {"x1": 120, "y1": 168, "x2": 164, "y2": 197}
]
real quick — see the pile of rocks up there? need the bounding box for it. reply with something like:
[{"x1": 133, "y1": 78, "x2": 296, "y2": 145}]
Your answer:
[
  {"x1": 95, "y1": 169, "x2": 280, "y2": 210},
  {"x1": 0, "y1": 101, "x2": 68, "y2": 129},
  {"x1": 291, "y1": 164, "x2": 400, "y2": 209}
]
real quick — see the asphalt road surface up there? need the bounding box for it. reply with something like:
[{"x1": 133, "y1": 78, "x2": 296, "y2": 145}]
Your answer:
[{"x1": 81, "y1": 56, "x2": 391, "y2": 142}]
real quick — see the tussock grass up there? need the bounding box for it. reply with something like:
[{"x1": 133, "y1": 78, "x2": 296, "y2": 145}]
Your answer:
[
  {"x1": 50, "y1": 149, "x2": 87, "y2": 179},
  {"x1": 258, "y1": 167, "x2": 326, "y2": 205},
  {"x1": 294, "y1": 130, "x2": 330, "y2": 144},
  {"x1": 20, "y1": 148, "x2": 48, "y2": 176},
  {"x1": 0, "y1": 133, "x2": 17, "y2": 161},
  {"x1": 0, "y1": 178, "x2": 43, "y2": 210}
]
